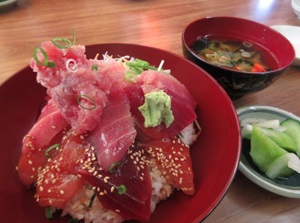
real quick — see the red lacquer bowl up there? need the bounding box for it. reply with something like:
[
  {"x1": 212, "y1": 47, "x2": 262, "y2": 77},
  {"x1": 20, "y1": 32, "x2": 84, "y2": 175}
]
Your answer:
[
  {"x1": 0, "y1": 43, "x2": 241, "y2": 223},
  {"x1": 182, "y1": 16, "x2": 295, "y2": 99}
]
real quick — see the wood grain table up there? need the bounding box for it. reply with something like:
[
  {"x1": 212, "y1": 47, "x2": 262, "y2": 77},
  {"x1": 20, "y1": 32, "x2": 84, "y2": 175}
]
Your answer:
[{"x1": 1, "y1": 0, "x2": 300, "y2": 222}]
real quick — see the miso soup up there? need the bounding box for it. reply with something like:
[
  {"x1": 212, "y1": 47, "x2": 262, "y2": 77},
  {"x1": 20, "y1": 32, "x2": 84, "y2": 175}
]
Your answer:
[{"x1": 190, "y1": 36, "x2": 278, "y2": 72}]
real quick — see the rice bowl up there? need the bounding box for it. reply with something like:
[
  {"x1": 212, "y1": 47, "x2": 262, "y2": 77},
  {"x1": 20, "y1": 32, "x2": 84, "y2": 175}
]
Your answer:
[{"x1": 0, "y1": 43, "x2": 241, "y2": 223}]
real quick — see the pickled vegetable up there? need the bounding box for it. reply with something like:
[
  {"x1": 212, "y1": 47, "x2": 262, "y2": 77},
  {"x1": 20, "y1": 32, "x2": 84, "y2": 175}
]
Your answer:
[{"x1": 281, "y1": 119, "x2": 300, "y2": 156}]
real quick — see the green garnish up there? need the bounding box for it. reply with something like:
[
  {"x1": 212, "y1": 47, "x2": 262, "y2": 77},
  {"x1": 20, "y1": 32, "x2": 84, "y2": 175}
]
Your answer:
[
  {"x1": 67, "y1": 218, "x2": 79, "y2": 223},
  {"x1": 76, "y1": 94, "x2": 97, "y2": 110},
  {"x1": 126, "y1": 59, "x2": 157, "y2": 72},
  {"x1": 92, "y1": 65, "x2": 98, "y2": 71},
  {"x1": 88, "y1": 192, "x2": 97, "y2": 208},
  {"x1": 52, "y1": 28, "x2": 76, "y2": 49},
  {"x1": 33, "y1": 47, "x2": 56, "y2": 68},
  {"x1": 44, "y1": 143, "x2": 60, "y2": 158},
  {"x1": 124, "y1": 58, "x2": 170, "y2": 82},
  {"x1": 109, "y1": 161, "x2": 120, "y2": 173},
  {"x1": 116, "y1": 185, "x2": 127, "y2": 195},
  {"x1": 86, "y1": 185, "x2": 93, "y2": 190},
  {"x1": 125, "y1": 59, "x2": 157, "y2": 82},
  {"x1": 45, "y1": 207, "x2": 54, "y2": 220}
]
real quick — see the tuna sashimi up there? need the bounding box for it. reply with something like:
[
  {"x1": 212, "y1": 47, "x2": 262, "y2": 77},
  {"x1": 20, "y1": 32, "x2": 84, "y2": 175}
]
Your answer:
[
  {"x1": 18, "y1": 99, "x2": 69, "y2": 186},
  {"x1": 35, "y1": 131, "x2": 87, "y2": 209},
  {"x1": 139, "y1": 137, "x2": 195, "y2": 195},
  {"x1": 138, "y1": 70, "x2": 196, "y2": 108},
  {"x1": 126, "y1": 70, "x2": 197, "y2": 141},
  {"x1": 17, "y1": 128, "x2": 67, "y2": 187},
  {"x1": 30, "y1": 41, "x2": 126, "y2": 134},
  {"x1": 18, "y1": 150, "x2": 49, "y2": 187},
  {"x1": 79, "y1": 144, "x2": 152, "y2": 222},
  {"x1": 36, "y1": 168, "x2": 84, "y2": 209},
  {"x1": 22, "y1": 99, "x2": 68, "y2": 155},
  {"x1": 88, "y1": 86, "x2": 137, "y2": 171}
]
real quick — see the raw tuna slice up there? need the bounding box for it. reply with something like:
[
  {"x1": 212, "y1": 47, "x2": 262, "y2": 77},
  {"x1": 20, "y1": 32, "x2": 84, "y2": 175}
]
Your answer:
[
  {"x1": 17, "y1": 129, "x2": 65, "y2": 186},
  {"x1": 35, "y1": 131, "x2": 86, "y2": 209},
  {"x1": 30, "y1": 41, "x2": 126, "y2": 134},
  {"x1": 18, "y1": 99, "x2": 68, "y2": 186},
  {"x1": 88, "y1": 86, "x2": 137, "y2": 171},
  {"x1": 22, "y1": 99, "x2": 68, "y2": 155},
  {"x1": 138, "y1": 70, "x2": 196, "y2": 106},
  {"x1": 126, "y1": 70, "x2": 197, "y2": 141},
  {"x1": 139, "y1": 137, "x2": 195, "y2": 195},
  {"x1": 79, "y1": 144, "x2": 152, "y2": 222}
]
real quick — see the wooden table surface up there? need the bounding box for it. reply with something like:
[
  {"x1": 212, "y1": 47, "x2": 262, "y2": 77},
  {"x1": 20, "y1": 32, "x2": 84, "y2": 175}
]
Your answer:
[{"x1": 1, "y1": 0, "x2": 300, "y2": 222}]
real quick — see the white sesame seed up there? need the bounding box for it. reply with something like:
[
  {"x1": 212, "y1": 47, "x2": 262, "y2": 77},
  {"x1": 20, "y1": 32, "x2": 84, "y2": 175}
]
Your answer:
[{"x1": 179, "y1": 177, "x2": 183, "y2": 184}]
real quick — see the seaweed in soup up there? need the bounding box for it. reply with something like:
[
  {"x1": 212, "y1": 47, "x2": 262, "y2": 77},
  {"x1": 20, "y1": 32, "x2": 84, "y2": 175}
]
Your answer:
[{"x1": 191, "y1": 36, "x2": 275, "y2": 72}]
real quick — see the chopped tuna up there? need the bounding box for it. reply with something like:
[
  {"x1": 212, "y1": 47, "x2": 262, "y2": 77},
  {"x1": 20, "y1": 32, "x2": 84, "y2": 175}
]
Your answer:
[{"x1": 30, "y1": 42, "x2": 125, "y2": 134}]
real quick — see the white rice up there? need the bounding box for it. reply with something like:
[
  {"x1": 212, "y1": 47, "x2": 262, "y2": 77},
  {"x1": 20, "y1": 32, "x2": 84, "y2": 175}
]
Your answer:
[
  {"x1": 179, "y1": 122, "x2": 201, "y2": 146},
  {"x1": 149, "y1": 159, "x2": 174, "y2": 213},
  {"x1": 62, "y1": 159, "x2": 174, "y2": 223},
  {"x1": 62, "y1": 188, "x2": 123, "y2": 223}
]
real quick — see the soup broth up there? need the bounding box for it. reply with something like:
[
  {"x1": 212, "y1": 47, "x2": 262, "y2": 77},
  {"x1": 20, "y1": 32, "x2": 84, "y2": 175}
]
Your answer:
[{"x1": 191, "y1": 36, "x2": 279, "y2": 72}]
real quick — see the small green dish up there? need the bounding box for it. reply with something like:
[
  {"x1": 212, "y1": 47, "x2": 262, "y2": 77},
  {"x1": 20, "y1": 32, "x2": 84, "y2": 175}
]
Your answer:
[{"x1": 237, "y1": 105, "x2": 300, "y2": 198}]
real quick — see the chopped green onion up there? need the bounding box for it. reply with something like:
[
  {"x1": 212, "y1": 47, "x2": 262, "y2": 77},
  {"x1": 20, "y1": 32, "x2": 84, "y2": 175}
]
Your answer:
[
  {"x1": 76, "y1": 94, "x2": 97, "y2": 110},
  {"x1": 52, "y1": 28, "x2": 76, "y2": 49},
  {"x1": 126, "y1": 59, "x2": 157, "y2": 73},
  {"x1": 33, "y1": 47, "x2": 56, "y2": 68},
  {"x1": 92, "y1": 65, "x2": 98, "y2": 71},
  {"x1": 88, "y1": 192, "x2": 97, "y2": 208},
  {"x1": 86, "y1": 185, "x2": 93, "y2": 190},
  {"x1": 44, "y1": 143, "x2": 60, "y2": 158},
  {"x1": 116, "y1": 185, "x2": 127, "y2": 195},
  {"x1": 109, "y1": 161, "x2": 120, "y2": 173},
  {"x1": 124, "y1": 58, "x2": 170, "y2": 82},
  {"x1": 67, "y1": 218, "x2": 79, "y2": 223},
  {"x1": 125, "y1": 71, "x2": 138, "y2": 82},
  {"x1": 45, "y1": 207, "x2": 54, "y2": 220}
]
